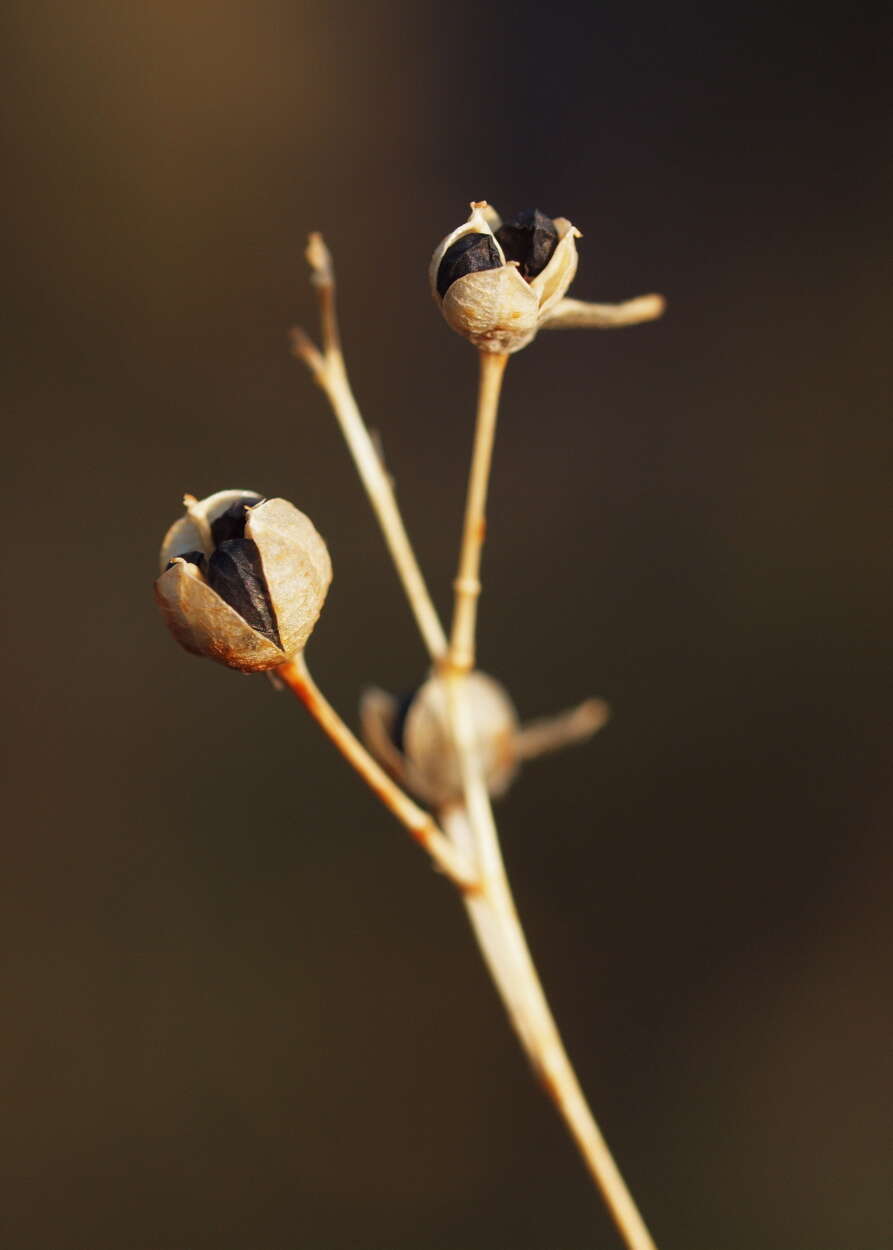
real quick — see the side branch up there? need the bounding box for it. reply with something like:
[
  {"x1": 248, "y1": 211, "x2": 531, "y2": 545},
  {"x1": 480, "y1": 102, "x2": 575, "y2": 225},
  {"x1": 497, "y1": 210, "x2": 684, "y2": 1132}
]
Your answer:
[
  {"x1": 290, "y1": 234, "x2": 448, "y2": 663},
  {"x1": 277, "y1": 654, "x2": 477, "y2": 892}
]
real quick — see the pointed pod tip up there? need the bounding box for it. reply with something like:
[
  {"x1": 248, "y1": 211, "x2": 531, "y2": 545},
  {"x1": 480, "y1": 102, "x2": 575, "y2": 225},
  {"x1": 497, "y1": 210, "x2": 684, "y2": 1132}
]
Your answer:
[
  {"x1": 578, "y1": 697, "x2": 611, "y2": 729},
  {"x1": 163, "y1": 552, "x2": 205, "y2": 576}
]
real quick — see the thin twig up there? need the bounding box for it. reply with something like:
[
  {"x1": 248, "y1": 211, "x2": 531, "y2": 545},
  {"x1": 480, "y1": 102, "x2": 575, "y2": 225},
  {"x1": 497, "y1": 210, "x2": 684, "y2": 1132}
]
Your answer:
[
  {"x1": 445, "y1": 350, "x2": 509, "y2": 674},
  {"x1": 442, "y1": 343, "x2": 657, "y2": 1249},
  {"x1": 290, "y1": 233, "x2": 448, "y2": 663},
  {"x1": 277, "y1": 654, "x2": 476, "y2": 891}
]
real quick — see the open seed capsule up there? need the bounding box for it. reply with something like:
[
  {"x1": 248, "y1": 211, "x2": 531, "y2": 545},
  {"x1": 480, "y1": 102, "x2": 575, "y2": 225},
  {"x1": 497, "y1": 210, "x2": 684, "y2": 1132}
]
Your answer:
[
  {"x1": 360, "y1": 671, "x2": 520, "y2": 805},
  {"x1": 155, "y1": 489, "x2": 332, "y2": 672},
  {"x1": 429, "y1": 202, "x2": 580, "y2": 354}
]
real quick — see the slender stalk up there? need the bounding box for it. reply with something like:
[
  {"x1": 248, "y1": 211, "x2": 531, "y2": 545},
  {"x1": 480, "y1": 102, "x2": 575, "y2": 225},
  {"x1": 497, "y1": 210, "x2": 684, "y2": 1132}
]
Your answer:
[
  {"x1": 441, "y1": 344, "x2": 657, "y2": 1248},
  {"x1": 290, "y1": 234, "x2": 448, "y2": 662},
  {"x1": 445, "y1": 350, "x2": 509, "y2": 674},
  {"x1": 441, "y1": 806, "x2": 657, "y2": 1250},
  {"x1": 277, "y1": 654, "x2": 475, "y2": 891}
]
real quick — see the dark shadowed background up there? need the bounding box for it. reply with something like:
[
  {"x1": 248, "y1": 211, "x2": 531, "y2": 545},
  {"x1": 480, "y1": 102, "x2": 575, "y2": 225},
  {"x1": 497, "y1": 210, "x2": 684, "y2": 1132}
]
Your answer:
[{"x1": 4, "y1": 2, "x2": 892, "y2": 1247}]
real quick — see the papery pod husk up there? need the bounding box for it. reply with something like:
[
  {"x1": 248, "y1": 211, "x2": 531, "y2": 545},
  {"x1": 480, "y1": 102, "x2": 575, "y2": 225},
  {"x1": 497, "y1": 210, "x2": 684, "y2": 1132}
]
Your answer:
[
  {"x1": 159, "y1": 489, "x2": 261, "y2": 567},
  {"x1": 246, "y1": 498, "x2": 332, "y2": 658},
  {"x1": 529, "y1": 218, "x2": 580, "y2": 318},
  {"x1": 154, "y1": 560, "x2": 285, "y2": 671},
  {"x1": 428, "y1": 201, "x2": 499, "y2": 296},
  {"x1": 441, "y1": 265, "x2": 540, "y2": 354}
]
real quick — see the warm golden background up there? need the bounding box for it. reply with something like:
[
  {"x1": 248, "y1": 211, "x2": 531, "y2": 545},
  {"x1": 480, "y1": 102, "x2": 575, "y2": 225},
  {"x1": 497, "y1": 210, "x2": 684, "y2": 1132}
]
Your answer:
[{"x1": 5, "y1": 2, "x2": 892, "y2": 1247}]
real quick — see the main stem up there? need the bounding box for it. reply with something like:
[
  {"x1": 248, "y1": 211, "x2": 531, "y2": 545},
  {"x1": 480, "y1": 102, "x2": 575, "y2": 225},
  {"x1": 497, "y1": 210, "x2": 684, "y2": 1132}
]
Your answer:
[
  {"x1": 443, "y1": 350, "x2": 657, "y2": 1250},
  {"x1": 446, "y1": 350, "x2": 509, "y2": 674},
  {"x1": 442, "y1": 800, "x2": 658, "y2": 1250},
  {"x1": 276, "y1": 654, "x2": 474, "y2": 891}
]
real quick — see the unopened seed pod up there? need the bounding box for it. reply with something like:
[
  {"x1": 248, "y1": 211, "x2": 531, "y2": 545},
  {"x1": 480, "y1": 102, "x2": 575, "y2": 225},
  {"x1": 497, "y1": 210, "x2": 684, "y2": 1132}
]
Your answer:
[
  {"x1": 155, "y1": 489, "x2": 332, "y2": 672},
  {"x1": 360, "y1": 671, "x2": 520, "y2": 806},
  {"x1": 429, "y1": 202, "x2": 580, "y2": 354}
]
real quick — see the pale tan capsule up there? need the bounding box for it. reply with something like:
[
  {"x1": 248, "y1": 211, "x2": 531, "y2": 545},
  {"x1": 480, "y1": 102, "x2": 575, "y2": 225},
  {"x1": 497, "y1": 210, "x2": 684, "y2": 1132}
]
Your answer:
[
  {"x1": 430, "y1": 202, "x2": 581, "y2": 354},
  {"x1": 154, "y1": 489, "x2": 332, "y2": 672},
  {"x1": 360, "y1": 671, "x2": 520, "y2": 806}
]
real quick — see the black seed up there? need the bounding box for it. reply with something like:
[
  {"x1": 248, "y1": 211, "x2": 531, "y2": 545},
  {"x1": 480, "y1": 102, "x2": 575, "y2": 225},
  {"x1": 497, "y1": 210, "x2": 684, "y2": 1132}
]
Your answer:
[
  {"x1": 210, "y1": 494, "x2": 264, "y2": 547},
  {"x1": 436, "y1": 233, "x2": 502, "y2": 298},
  {"x1": 207, "y1": 538, "x2": 281, "y2": 647},
  {"x1": 165, "y1": 550, "x2": 206, "y2": 572},
  {"x1": 494, "y1": 209, "x2": 558, "y2": 280}
]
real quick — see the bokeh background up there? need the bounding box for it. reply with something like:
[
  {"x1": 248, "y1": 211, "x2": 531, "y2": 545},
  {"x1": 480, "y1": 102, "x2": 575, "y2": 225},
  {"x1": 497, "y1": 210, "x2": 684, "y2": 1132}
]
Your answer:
[{"x1": 4, "y1": 2, "x2": 892, "y2": 1247}]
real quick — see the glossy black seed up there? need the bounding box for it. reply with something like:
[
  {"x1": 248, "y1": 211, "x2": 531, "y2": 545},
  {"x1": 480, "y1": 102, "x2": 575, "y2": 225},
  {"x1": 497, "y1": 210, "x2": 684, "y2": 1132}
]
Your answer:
[
  {"x1": 207, "y1": 537, "x2": 281, "y2": 647},
  {"x1": 165, "y1": 550, "x2": 206, "y2": 572},
  {"x1": 210, "y1": 494, "x2": 264, "y2": 547},
  {"x1": 391, "y1": 686, "x2": 421, "y2": 754},
  {"x1": 436, "y1": 233, "x2": 502, "y2": 298},
  {"x1": 494, "y1": 209, "x2": 558, "y2": 280}
]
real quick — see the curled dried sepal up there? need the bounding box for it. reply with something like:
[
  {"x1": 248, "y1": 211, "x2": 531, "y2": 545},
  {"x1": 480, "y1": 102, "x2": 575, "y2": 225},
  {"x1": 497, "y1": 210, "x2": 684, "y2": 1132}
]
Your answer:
[
  {"x1": 361, "y1": 671, "x2": 520, "y2": 806},
  {"x1": 429, "y1": 202, "x2": 580, "y2": 354},
  {"x1": 540, "y1": 293, "x2": 666, "y2": 331},
  {"x1": 155, "y1": 490, "x2": 332, "y2": 672}
]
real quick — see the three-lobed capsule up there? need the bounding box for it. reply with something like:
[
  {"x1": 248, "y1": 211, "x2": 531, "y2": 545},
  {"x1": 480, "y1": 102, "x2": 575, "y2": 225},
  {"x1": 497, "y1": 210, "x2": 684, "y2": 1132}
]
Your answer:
[
  {"x1": 155, "y1": 489, "x2": 332, "y2": 672},
  {"x1": 430, "y1": 203, "x2": 580, "y2": 353},
  {"x1": 361, "y1": 672, "x2": 520, "y2": 805}
]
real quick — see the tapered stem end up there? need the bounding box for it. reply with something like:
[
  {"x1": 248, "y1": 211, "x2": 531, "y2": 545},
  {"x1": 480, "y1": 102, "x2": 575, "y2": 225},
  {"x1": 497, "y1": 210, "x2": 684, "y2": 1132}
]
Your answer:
[{"x1": 305, "y1": 232, "x2": 334, "y2": 287}]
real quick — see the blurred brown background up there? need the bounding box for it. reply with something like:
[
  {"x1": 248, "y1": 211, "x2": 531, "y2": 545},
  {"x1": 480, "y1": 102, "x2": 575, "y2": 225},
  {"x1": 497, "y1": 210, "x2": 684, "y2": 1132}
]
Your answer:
[{"x1": 4, "y1": 1, "x2": 892, "y2": 1247}]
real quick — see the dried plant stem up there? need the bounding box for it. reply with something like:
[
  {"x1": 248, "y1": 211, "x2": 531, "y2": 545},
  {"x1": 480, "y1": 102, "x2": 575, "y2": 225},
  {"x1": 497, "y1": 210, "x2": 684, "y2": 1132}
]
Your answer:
[
  {"x1": 445, "y1": 350, "x2": 509, "y2": 674},
  {"x1": 442, "y1": 674, "x2": 656, "y2": 1249},
  {"x1": 293, "y1": 240, "x2": 657, "y2": 1247},
  {"x1": 441, "y1": 805, "x2": 657, "y2": 1250},
  {"x1": 290, "y1": 234, "x2": 448, "y2": 663},
  {"x1": 277, "y1": 654, "x2": 475, "y2": 891},
  {"x1": 442, "y1": 349, "x2": 657, "y2": 1249}
]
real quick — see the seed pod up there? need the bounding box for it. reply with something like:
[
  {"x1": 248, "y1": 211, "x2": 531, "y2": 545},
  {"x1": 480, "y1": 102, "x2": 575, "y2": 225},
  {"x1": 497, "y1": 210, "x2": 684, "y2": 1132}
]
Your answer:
[
  {"x1": 155, "y1": 489, "x2": 332, "y2": 672},
  {"x1": 429, "y1": 201, "x2": 580, "y2": 354},
  {"x1": 360, "y1": 671, "x2": 520, "y2": 806}
]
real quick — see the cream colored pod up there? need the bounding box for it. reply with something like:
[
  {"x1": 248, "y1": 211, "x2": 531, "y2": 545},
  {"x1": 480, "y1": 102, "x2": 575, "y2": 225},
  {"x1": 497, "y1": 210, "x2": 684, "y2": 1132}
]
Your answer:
[
  {"x1": 155, "y1": 489, "x2": 332, "y2": 672},
  {"x1": 360, "y1": 671, "x2": 520, "y2": 806},
  {"x1": 429, "y1": 202, "x2": 580, "y2": 353}
]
